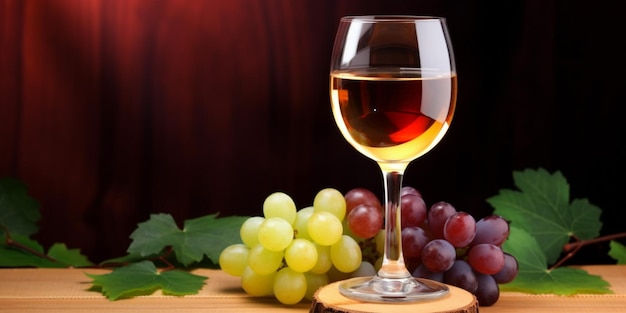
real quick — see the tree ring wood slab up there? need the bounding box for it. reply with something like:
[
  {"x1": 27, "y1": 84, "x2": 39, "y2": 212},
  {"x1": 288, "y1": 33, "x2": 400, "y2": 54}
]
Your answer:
[{"x1": 310, "y1": 280, "x2": 478, "y2": 313}]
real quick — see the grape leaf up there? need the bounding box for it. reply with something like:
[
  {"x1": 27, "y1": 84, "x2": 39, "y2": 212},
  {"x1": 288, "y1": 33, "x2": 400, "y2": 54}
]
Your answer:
[
  {"x1": 47, "y1": 243, "x2": 93, "y2": 267},
  {"x1": 0, "y1": 177, "x2": 40, "y2": 236},
  {"x1": 0, "y1": 233, "x2": 56, "y2": 267},
  {"x1": 86, "y1": 260, "x2": 207, "y2": 300},
  {"x1": 99, "y1": 252, "x2": 158, "y2": 266},
  {"x1": 608, "y1": 241, "x2": 626, "y2": 264},
  {"x1": 501, "y1": 226, "x2": 612, "y2": 295},
  {"x1": 99, "y1": 251, "x2": 219, "y2": 269},
  {"x1": 487, "y1": 168, "x2": 602, "y2": 265},
  {"x1": 127, "y1": 213, "x2": 247, "y2": 266},
  {"x1": 0, "y1": 233, "x2": 93, "y2": 267}
]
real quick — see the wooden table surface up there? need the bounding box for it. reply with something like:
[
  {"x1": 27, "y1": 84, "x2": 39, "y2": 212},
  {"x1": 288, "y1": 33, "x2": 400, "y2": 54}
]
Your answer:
[{"x1": 0, "y1": 265, "x2": 624, "y2": 312}]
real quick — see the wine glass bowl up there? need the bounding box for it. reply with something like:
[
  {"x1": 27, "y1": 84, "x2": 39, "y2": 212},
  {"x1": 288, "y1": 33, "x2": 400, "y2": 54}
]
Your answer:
[{"x1": 330, "y1": 15, "x2": 457, "y2": 302}]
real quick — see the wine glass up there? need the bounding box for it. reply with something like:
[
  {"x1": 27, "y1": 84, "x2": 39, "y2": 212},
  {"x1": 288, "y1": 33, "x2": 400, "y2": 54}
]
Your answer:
[{"x1": 330, "y1": 16, "x2": 457, "y2": 302}]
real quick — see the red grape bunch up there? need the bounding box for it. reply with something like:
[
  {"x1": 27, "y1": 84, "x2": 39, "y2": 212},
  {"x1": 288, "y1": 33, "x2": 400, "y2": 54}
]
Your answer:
[{"x1": 344, "y1": 186, "x2": 519, "y2": 307}]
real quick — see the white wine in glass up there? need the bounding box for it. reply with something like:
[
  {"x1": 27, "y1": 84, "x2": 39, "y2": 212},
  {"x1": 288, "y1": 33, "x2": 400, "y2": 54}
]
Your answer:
[{"x1": 330, "y1": 15, "x2": 457, "y2": 302}]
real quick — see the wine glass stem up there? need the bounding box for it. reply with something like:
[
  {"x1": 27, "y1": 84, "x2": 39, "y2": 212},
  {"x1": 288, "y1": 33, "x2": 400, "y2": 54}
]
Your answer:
[{"x1": 378, "y1": 164, "x2": 411, "y2": 279}]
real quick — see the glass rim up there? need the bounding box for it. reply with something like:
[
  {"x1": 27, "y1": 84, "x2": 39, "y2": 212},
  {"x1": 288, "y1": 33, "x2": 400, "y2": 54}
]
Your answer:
[{"x1": 340, "y1": 15, "x2": 446, "y2": 23}]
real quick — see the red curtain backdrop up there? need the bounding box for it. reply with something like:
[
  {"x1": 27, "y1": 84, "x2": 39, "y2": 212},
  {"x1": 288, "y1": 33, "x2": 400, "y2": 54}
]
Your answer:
[{"x1": 1, "y1": 0, "x2": 623, "y2": 263}]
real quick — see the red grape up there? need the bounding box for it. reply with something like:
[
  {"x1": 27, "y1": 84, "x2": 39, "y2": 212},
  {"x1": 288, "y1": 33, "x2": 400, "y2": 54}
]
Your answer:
[
  {"x1": 444, "y1": 260, "x2": 478, "y2": 293},
  {"x1": 401, "y1": 226, "x2": 429, "y2": 259},
  {"x1": 421, "y1": 239, "x2": 456, "y2": 273},
  {"x1": 471, "y1": 215, "x2": 510, "y2": 246},
  {"x1": 412, "y1": 264, "x2": 444, "y2": 282},
  {"x1": 400, "y1": 186, "x2": 422, "y2": 197},
  {"x1": 344, "y1": 188, "x2": 382, "y2": 215},
  {"x1": 346, "y1": 204, "x2": 383, "y2": 239},
  {"x1": 475, "y1": 273, "x2": 499, "y2": 306},
  {"x1": 400, "y1": 194, "x2": 427, "y2": 228},
  {"x1": 491, "y1": 253, "x2": 518, "y2": 284},
  {"x1": 468, "y1": 243, "x2": 505, "y2": 275},
  {"x1": 444, "y1": 211, "x2": 476, "y2": 248},
  {"x1": 428, "y1": 201, "x2": 457, "y2": 239}
]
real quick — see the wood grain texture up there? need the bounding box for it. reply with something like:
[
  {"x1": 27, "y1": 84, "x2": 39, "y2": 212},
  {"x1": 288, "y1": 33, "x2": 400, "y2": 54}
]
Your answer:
[
  {"x1": 311, "y1": 281, "x2": 478, "y2": 313},
  {"x1": 0, "y1": 265, "x2": 624, "y2": 312}
]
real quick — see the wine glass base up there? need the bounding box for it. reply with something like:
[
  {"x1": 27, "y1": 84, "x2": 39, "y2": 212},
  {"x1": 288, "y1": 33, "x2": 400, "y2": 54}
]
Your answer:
[{"x1": 338, "y1": 276, "x2": 449, "y2": 303}]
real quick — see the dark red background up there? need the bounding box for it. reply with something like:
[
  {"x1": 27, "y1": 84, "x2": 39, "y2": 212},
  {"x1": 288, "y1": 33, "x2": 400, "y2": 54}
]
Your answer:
[{"x1": 1, "y1": 0, "x2": 624, "y2": 263}]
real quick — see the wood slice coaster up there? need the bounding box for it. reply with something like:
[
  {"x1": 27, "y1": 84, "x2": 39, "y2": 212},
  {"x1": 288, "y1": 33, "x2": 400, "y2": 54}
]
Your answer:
[{"x1": 310, "y1": 280, "x2": 478, "y2": 313}]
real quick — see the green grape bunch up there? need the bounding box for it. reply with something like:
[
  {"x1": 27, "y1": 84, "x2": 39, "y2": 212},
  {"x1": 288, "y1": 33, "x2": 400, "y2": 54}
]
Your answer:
[{"x1": 219, "y1": 188, "x2": 367, "y2": 305}]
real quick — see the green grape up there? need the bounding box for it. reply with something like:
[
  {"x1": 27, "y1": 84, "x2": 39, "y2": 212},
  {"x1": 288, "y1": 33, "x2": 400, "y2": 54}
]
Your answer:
[
  {"x1": 219, "y1": 244, "x2": 249, "y2": 277},
  {"x1": 330, "y1": 235, "x2": 362, "y2": 273},
  {"x1": 349, "y1": 260, "x2": 377, "y2": 278},
  {"x1": 375, "y1": 229, "x2": 385, "y2": 255},
  {"x1": 374, "y1": 256, "x2": 383, "y2": 271},
  {"x1": 263, "y1": 192, "x2": 297, "y2": 225},
  {"x1": 309, "y1": 243, "x2": 332, "y2": 274},
  {"x1": 273, "y1": 267, "x2": 307, "y2": 305},
  {"x1": 304, "y1": 272, "x2": 329, "y2": 301},
  {"x1": 247, "y1": 244, "x2": 283, "y2": 275},
  {"x1": 359, "y1": 237, "x2": 380, "y2": 265},
  {"x1": 240, "y1": 216, "x2": 264, "y2": 248},
  {"x1": 313, "y1": 188, "x2": 346, "y2": 221},
  {"x1": 307, "y1": 211, "x2": 343, "y2": 246},
  {"x1": 341, "y1": 217, "x2": 357, "y2": 238},
  {"x1": 241, "y1": 266, "x2": 276, "y2": 297},
  {"x1": 284, "y1": 238, "x2": 318, "y2": 273},
  {"x1": 293, "y1": 206, "x2": 314, "y2": 241},
  {"x1": 326, "y1": 265, "x2": 350, "y2": 282},
  {"x1": 257, "y1": 217, "x2": 294, "y2": 251}
]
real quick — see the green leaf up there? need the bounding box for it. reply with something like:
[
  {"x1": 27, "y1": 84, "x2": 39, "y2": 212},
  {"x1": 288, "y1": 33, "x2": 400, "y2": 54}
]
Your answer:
[
  {"x1": 0, "y1": 177, "x2": 40, "y2": 236},
  {"x1": 47, "y1": 243, "x2": 94, "y2": 267},
  {"x1": 127, "y1": 213, "x2": 247, "y2": 266},
  {"x1": 0, "y1": 233, "x2": 93, "y2": 267},
  {"x1": 608, "y1": 241, "x2": 626, "y2": 264},
  {"x1": 86, "y1": 261, "x2": 207, "y2": 300},
  {"x1": 99, "y1": 251, "x2": 209, "y2": 269},
  {"x1": 0, "y1": 233, "x2": 57, "y2": 267},
  {"x1": 487, "y1": 168, "x2": 602, "y2": 265},
  {"x1": 99, "y1": 252, "x2": 156, "y2": 266},
  {"x1": 501, "y1": 226, "x2": 612, "y2": 295}
]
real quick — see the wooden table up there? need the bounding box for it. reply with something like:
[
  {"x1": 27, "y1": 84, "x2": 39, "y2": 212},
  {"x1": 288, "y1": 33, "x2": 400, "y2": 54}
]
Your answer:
[{"x1": 1, "y1": 265, "x2": 624, "y2": 312}]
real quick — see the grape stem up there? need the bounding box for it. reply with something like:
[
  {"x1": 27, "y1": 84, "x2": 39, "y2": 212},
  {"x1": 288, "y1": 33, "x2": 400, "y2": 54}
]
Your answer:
[
  {"x1": 1, "y1": 224, "x2": 58, "y2": 263},
  {"x1": 551, "y1": 232, "x2": 626, "y2": 270},
  {"x1": 157, "y1": 247, "x2": 176, "y2": 270}
]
